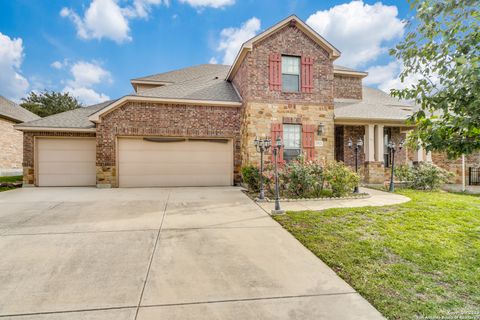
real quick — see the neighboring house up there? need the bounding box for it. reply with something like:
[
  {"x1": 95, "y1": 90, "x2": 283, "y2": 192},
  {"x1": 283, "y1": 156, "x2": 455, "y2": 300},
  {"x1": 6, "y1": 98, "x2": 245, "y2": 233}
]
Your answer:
[
  {"x1": 0, "y1": 96, "x2": 40, "y2": 176},
  {"x1": 15, "y1": 15, "x2": 475, "y2": 187}
]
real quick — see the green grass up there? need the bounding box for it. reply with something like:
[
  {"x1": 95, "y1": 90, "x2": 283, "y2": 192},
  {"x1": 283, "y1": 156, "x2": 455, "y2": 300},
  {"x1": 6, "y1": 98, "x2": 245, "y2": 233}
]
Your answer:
[
  {"x1": 0, "y1": 175, "x2": 22, "y2": 183},
  {"x1": 274, "y1": 190, "x2": 480, "y2": 319}
]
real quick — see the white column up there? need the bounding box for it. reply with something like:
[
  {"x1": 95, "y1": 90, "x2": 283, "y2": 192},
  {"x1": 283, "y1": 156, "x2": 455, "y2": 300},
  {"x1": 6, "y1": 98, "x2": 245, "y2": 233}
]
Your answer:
[
  {"x1": 364, "y1": 124, "x2": 375, "y2": 162},
  {"x1": 426, "y1": 151, "x2": 433, "y2": 163},
  {"x1": 374, "y1": 124, "x2": 384, "y2": 162},
  {"x1": 413, "y1": 145, "x2": 424, "y2": 162}
]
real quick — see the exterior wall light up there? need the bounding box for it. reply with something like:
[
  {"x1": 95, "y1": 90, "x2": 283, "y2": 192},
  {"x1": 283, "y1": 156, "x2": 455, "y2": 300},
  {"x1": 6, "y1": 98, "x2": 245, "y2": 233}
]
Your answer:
[{"x1": 317, "y1": 122, "x2": 325, "y2": 136}]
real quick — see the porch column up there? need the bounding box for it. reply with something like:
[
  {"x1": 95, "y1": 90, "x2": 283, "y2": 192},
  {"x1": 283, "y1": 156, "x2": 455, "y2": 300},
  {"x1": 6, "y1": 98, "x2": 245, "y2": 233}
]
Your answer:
[
  {"x1": 364, "y1": 124, "x2": 375, "y2": 161},
  {"x1": 413, "y1": 145, "x2": 424, "y2": 163},
  {"x1": 426, "y1": 151, "x2": 433, "y2": 163},
  {"x1": 374, "y1": 124, "x2": 384, "y2": 162}
]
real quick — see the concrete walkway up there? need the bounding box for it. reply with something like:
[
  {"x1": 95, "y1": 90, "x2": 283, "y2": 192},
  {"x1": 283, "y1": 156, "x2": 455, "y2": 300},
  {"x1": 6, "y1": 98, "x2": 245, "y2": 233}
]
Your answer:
[
  {"x1": 0, "y1": 187, "x2": 384, "y2": 319},
  {"x1": 259, "y1": 187, "x2": 410, "y2": 212}
]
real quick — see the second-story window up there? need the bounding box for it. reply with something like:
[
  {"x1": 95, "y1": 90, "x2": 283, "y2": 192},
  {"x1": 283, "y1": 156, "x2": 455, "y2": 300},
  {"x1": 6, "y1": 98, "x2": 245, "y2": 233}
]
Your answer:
[{"x1": 282, "y1": 56, "x2": 300, "y2": 92}]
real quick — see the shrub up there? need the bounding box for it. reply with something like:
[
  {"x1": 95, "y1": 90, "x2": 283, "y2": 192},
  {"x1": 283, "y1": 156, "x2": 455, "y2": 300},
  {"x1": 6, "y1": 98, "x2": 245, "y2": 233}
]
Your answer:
[
  {"x1": 241, "y1": 165, "x2": 261, "y2": 192},
  {"x1": 394, "y1": 164, "x2": 414, "y2": 182},
  {"x1": 395, "y1": 163, "x2": 454, "y2": 190},
  {"x1": 324, "y1": 162, "x2": 360, "y2": 197},
  {"x1": 281, "y1": 156, "x2": 315, "y2": 198}
]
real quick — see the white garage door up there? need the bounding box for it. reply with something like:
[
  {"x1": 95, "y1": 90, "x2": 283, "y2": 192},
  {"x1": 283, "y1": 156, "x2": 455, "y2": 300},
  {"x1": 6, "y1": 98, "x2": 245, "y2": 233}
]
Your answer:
[
  {"x1": 37, "y1": 138, "x2": 96, "y2": 187},
  {"x1": 118, "y1": 137, "x2": 233, "y2": 187}
]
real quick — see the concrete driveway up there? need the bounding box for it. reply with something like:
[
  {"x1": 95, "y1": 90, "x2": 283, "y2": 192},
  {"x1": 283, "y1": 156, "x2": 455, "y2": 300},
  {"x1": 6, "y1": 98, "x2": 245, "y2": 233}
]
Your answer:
[{"x1": 0, "y1": 187, "x2": 383, "y2": 319}]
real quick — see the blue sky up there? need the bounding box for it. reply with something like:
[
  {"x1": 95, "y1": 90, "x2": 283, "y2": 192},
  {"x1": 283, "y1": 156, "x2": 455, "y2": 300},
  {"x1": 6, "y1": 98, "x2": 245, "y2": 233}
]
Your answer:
[{"x1": 0, "y1": 0, "x2": 414, "y2": 105}]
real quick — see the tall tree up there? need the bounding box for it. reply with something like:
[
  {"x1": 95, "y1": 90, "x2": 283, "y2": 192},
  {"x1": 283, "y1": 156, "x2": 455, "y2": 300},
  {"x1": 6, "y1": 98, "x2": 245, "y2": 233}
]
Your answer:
[
  {"x1": 20, "y1": 91, "x2": 83, "y2": 118},
  {"x1": 390, "y1": 0, "x2": 480, "y2": 158}
]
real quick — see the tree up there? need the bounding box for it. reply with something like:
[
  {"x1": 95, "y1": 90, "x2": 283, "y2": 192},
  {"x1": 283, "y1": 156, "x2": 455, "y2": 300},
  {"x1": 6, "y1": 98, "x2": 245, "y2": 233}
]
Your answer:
[
  {"x1": 20, "y1": 91, "x2": 83, "y2": 118},
  {"x1": 390, "y1": 0, "x2": 480, "y2": 158}
]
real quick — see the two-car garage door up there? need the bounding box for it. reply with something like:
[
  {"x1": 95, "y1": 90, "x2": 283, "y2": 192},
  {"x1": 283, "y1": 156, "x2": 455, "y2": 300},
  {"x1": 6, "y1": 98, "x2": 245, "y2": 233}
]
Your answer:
[
  {"x1": 35, "y1": 137, "x2": 233, "y2": 187},
  {"x1": 117, "y1": 137, "x2": 233, "y2": 187}
]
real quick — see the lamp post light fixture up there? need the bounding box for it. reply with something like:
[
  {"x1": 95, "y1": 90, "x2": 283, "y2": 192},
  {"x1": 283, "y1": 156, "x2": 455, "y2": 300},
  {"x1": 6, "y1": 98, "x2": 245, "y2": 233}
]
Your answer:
[
  {"x1": 271, "y1": 136, "x2": 285, "y2": 215},
  {"x1": 348, "y1": 137, "x2": 363, "y2": 193},
  {"x1": 253, "y1": 136, "x2": 271, "y2": 201},
  {"x1": 317, "y1": 122, "x2": 325, "y2": 136},
  {"x1": 387, "y1": 140, "x2": 404, "y2": 192}
]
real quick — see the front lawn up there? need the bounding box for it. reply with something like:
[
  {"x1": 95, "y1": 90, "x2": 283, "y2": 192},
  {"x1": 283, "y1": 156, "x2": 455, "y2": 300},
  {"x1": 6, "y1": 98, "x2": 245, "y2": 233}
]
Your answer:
[
  {"x1": 0, "y1": 175, "x2": 22, "y2": 183},
  {"x1": 274, "y1": 190, "x2": 480, "y2": 320}
]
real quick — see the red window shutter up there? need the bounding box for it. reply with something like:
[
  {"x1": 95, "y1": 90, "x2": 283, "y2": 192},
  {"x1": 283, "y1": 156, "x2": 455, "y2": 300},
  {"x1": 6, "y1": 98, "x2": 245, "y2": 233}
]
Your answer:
[
  {"x1": 269, "y1": 53, "x2": 281, "y2": 91},
  {"x1": 301, "y1": 56, "x2": 313, "y2": 93},
  {"x1": 271, "y1": 123, "x2": 284, "y2": 164},
  {"x1": 302, "y1": 124, "x2": 315, "y2": 160}
]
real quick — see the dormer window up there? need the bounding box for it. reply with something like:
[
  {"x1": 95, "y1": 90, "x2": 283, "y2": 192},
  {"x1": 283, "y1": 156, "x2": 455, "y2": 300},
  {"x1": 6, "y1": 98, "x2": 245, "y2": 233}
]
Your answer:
[{"x1": 281, "y1": 56, "x2": 300, "y2": 92}]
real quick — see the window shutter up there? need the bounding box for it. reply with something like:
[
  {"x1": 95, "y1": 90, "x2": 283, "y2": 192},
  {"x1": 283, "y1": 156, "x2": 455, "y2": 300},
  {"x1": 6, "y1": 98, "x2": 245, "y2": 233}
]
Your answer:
[
  {"x1": 271, "y1": 123, "x2": 284, "y2": 164},
  {"x1": 301, "y1": 56, "x2": 313, "y2": 93},
  {"x1": 302, "y1": 124, "x2": 315, "y2": 160},
  {"x1": 269, "y1": 53, "x2": 281, "y2": 91}
]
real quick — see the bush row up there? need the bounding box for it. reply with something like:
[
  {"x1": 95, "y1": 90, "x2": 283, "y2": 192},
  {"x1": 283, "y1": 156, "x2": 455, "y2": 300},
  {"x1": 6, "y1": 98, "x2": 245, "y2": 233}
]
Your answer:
[
  {"x1": 394, "y1": 163, "x2": 454, "y2": 190},
  {"x1": 241, "y1": 157, "x2": 360, "y2": 198}
]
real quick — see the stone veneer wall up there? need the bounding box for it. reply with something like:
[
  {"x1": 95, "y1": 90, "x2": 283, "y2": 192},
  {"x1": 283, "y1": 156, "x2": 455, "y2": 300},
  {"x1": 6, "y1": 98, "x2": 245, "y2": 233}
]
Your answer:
[
  {"x1": 0, "y1": 118, "x2": 23, "y2": 176},
  {"x1": 96, "y1": 101, "x2": 241, "y2": 187},
  {"x1": 22, "y1": 131, "x2": 96, "y2": 185},
  {"x1": 241, "y1": 102, "x2": 334, "y2": 166},
  {"x1": 333, "y1": 75, "x2": 362, "y2": 100}
]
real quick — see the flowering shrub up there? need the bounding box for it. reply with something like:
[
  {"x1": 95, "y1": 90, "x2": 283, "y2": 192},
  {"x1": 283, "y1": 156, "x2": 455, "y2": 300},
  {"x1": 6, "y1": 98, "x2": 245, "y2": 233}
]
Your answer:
[
  {"x1": 323, "y1": 162, "x2": 360, "y2": 197},
  {"x1": 241, "y1": 159, "x2": 359, "y2": 198},
  {"x1": 395, "y1": 163, "x2": 454, "y2": 190}
]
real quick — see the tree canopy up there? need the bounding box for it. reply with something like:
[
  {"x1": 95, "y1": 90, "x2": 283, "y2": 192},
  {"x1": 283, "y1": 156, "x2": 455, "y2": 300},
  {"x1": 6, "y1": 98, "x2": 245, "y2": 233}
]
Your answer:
[
  {"x1": 20, "y1": 91, "x2": 83, "y2": 118},
  {"x1": 390, "y1": 0, "x2": 480, "y2": 158}
]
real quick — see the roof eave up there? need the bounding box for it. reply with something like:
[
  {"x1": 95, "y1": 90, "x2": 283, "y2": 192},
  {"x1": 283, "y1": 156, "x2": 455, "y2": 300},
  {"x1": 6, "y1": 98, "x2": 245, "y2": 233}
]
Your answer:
[
  {"x1": 333, "y1": 70, "x2": 368, "y2": 78},
  {"x1": 334, "y1": 117, "x2": 413, "y2": 126},
  {"x1": 88, "y1": 95, "x2": 242, "y2": 123},
  {"x1": 226, "y1": 15, "x2": 341, "y2": 81},
  {"x1": 14, "y1": 126, "x2": 96, "y2": 133}
]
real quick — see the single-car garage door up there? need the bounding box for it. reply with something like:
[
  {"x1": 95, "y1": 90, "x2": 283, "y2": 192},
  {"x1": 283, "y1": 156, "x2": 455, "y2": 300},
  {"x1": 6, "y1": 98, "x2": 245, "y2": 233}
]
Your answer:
[
  {"x1": 118, "y1": 137, "x2": 233, "y2": 187},
  {"x1": 37, "y1": 138, "x2": 96, "y2": 187}
]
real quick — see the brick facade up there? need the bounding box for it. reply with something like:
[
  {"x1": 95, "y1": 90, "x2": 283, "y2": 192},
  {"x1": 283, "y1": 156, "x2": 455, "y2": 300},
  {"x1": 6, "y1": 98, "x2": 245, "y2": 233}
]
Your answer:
[
  {"x1": 333, "y1": 75, "x2": 362, "y2": 100},
  {"x1": 432, "y1": 152, "x2": 480, "y2": 184},
  {"x1": 22, "y1": 131, "x2": 96, "y2": 185},
  {"x1": 232, "y1": 22, "x2": 335, "y2": 166},
  {"x1": 0, "y1": 118, "x2": 23, "y2": 176},
  {"x1": 96, "y1": 101, "x2": 241, "y2": 187}
]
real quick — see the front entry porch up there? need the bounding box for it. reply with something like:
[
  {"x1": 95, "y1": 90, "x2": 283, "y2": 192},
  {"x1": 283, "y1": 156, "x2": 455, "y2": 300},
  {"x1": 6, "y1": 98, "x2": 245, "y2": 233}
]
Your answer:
[{"x1": 334, "y1": 124, "x2": 413, "y2": 183}]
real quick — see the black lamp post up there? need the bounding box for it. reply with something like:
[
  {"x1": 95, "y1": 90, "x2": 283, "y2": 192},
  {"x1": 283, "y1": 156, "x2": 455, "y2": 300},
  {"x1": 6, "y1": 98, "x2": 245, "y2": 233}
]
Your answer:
[
  {"x1": 271, "y1": 136, "x2": 285, "y2": 215},
  {"x1": 348, "y1": 137, "x2": 363, "y2": 193},
  {"x1": 254, "y1": 137, "x2": 271, "y2": 201},
  {"x1": 387, "y1": 140, "x2": 404, "y2": 192}
]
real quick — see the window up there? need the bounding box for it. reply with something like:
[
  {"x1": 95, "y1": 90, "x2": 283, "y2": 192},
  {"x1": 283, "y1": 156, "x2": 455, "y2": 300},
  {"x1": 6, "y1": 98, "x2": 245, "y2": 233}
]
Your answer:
[
  {"x1": 282, "y1": 56, "x2": 300, "y2": 92},
  {"x1": 283, "y1": 124, "x2": 302, "y2": 161}
]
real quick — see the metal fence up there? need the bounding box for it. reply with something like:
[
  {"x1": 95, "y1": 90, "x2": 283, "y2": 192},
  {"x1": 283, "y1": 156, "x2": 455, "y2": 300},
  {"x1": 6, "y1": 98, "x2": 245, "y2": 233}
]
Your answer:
[{"x1": 469, "y1": 167, "x2": 480, "y2": 185}]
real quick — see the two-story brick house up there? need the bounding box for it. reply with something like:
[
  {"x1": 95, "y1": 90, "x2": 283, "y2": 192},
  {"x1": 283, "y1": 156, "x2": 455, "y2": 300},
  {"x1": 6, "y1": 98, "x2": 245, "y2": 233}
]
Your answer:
[{"x1": 15, "y1": 15, "x2": 473, "y2": 188}]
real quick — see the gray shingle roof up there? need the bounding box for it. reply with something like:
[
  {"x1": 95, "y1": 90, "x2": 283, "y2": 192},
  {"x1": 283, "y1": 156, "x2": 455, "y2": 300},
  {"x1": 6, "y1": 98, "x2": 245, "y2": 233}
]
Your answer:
[
  {"x1": 334, "y1": 87, "x2": 416, "y2": 122},
  {"x1": 17, "y1": 100, "x2": 114, "y2": 129},
  {"x1": 0, "y1": 96, "x2": 40, "y2": 123},
  {"x1": 133, "y1": 64, "x2": 241, "y2": 102}
]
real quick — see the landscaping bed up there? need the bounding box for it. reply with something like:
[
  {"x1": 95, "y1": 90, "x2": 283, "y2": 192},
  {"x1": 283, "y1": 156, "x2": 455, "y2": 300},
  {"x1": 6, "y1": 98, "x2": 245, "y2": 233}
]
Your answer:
[
  {"x1": 273, "y1": 190, "x2": 480, "y2": 319},
  {"x1": 0, "y1": 176, "x2": 23, "y2": 192}
]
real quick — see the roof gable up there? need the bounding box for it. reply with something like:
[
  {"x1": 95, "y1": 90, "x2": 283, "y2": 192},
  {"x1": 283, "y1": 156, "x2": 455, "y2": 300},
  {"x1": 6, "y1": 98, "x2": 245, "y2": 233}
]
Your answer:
[{"x1": 226, "y1": 15, "x2": 341, "y2": 81}]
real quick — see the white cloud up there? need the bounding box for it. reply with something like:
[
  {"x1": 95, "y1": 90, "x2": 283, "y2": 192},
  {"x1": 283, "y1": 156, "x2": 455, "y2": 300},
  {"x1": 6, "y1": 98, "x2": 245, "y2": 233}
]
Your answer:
[
  {"x1": 0, "y1": 32, "x2": 29, "y2": 100},
  {"x1": 215, "y1": 17, "x2": 261, "y2": 65},
  {"x1": 365, "y1": 60, "x2": 424, "y2": 92},
  {"x1": 63, "y1": 86, "x2": 110, "y2": 105},
  {"x1": 364, "y1": 61, "x2": 399, "y2": 86},
  {"x1": 60, "y1": 0, "x2": 167, "y2": 43},
  {"x1": 178, "y1": 0, "x2": 234, "y2": 9},
  {"x1": 306, "y1": 0, "x2": 405, "y2": 68},
  {"x1": 51, "y1": 60, "x2": 64, "y2": 69},
  {"x1": 208, "y1": 57, "x2": 218, "y2": 64},
  {"x1": 63, "y1": 61, "x2": 111, "y2": 105}
]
